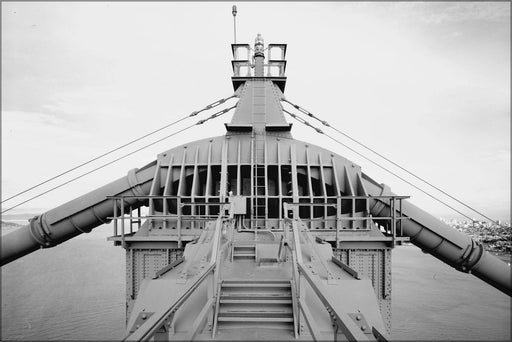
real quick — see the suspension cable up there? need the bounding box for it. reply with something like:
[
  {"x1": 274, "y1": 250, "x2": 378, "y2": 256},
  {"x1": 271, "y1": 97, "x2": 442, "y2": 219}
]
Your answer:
[
  {"x1": 283, "y1": 109, "x2": 476, "y2": 222},
  {"x1": 1, "y1": 104, "x2": 237, "y2": 215},
  {"x1": 1, "y1": 95, "x2": 237, "y2": 204},
  {"x1": 282, "y1": 99, "x2": 498, "y2": 224}
]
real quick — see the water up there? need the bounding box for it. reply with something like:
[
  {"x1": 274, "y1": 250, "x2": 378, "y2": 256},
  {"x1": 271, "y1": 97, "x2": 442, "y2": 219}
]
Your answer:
[{"x1": 1, "y1": 224, "x2": 510, "y2": 341}]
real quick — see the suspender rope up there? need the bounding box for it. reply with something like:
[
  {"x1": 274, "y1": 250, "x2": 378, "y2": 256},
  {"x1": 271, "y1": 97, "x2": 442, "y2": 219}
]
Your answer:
[
  {"x1": 283, "y1": 108, "x2": 475, "y2": 222},
  {"x1": 2, "y1": 104, "x2": 238, "y2": 214},
  {"x1": 282, "y1": 99, "x2": 498, "y2": 224},
  {"x1": 2, "y1": 95, "x2": 237, "y2": 204}
]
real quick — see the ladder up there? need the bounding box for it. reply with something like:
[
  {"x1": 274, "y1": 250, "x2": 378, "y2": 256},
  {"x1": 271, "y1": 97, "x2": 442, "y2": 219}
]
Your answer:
[{"x1": 252, "y1": 133, "x2": 266, "y2": 229}]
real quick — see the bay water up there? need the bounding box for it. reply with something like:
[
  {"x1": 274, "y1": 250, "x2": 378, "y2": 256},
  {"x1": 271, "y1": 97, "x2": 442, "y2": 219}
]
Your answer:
[{"x1": 1, "y1": 224, "x2": 510, "y2": 341}]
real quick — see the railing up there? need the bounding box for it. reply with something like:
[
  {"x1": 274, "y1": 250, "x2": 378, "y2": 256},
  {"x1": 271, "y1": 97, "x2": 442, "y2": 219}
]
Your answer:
[
  {"x1": 284, "y1": 195, "x2": 410, "y2": 247},
  {"x1": 231, "y1": 60, "x2": 286, "y2": 77},
  {"x1": 284, "y1": 211, "x2": 385, "y2": 341},
  {"x1": 122, "y1": 214, "x2": 227, "y2": 342},
  {"x1": 108, "y1": 195, "x2": 409, "y2": 247},
  {"x1": 107, "y1": 195, "x2": 230, "y2": 247}
]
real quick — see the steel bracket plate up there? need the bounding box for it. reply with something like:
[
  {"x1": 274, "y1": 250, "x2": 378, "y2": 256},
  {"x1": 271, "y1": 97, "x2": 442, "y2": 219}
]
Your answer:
[
  {"x1": 129, "y1": 311, "x2": 155, "y2": 333},
  {"x1": 348, "y1": 312, "x2": 372, "y2": 335}
]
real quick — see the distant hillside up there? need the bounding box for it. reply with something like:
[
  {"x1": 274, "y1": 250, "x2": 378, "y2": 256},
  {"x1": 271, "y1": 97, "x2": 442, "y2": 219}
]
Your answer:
[
  {"x1": 1, "y1": 220, "x2": 23, "y2": 228},
  {"x1": 1, "y1": 213, "x2": 39, "y2": 220}
]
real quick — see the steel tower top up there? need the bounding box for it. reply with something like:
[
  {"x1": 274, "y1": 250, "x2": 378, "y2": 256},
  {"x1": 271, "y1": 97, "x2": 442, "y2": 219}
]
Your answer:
[{"x1": 226, "y1": 34, "x2": 291, "y2": 134}]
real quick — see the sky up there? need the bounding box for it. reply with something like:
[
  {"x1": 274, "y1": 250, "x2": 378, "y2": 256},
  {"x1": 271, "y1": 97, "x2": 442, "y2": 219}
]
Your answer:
[{"x1": 1, "y1": 2, "x2": 510, "y2": 221}]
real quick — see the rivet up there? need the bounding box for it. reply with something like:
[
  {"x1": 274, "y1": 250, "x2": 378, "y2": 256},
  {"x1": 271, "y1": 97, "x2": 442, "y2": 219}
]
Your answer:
[
  {"x1": 356, "y1": 315, "x2": 361, "y2": 321},
  {"x1": 136, "y1": 324, "x2": 140, "y2": 329},
  {"x1": 141, "y1": 314, "x2": 147, "y2": 320},
  {"x1": 361, "y1": 325, "x2": 367, "y2": 331}
]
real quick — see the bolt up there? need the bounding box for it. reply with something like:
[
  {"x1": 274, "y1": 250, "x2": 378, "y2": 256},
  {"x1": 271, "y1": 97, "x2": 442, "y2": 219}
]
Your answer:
[{"x1": 356, "y1": 315, "x2": 361, "y2": 321}]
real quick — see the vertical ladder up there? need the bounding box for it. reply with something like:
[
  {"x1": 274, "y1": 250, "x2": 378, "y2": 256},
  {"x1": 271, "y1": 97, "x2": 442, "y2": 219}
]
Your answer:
[{"x1": 252, "y1": 133, "x2": 266, "y2": 229}]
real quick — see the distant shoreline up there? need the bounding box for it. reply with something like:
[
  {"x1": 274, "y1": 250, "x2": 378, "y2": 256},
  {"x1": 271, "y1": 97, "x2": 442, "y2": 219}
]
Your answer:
[{"x1": 2, "y1": 220, "x2": 510, "y2": 260}]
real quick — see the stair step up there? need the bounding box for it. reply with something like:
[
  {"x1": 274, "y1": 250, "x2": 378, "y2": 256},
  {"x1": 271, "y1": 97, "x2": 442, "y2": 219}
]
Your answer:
[
  {"x1": 222, "y1": 279, "x2": 290, "y2": 284},
  {"x1": 216, "y1": 277, "x2": 295, "y2": 331},
  {"x1": 218, "y1": 317, "x2": 294, "y2": 323},
  {"x1": 233, "y1": 248, "x2": 255, "y2": 253},
  {"x1": 220, "y1": 298, "x2": 292, "y2": 304},
  {"x1": 219, "y1": 310, "x2": 292, "y2": 316},
  {"x1": 232, "y1": 253, "x2": 256, "y2": 257},
  {"x1": 221, "y1": 292, "x2": 291, "y2": 297},
  {"x1": 222, "y1": 283, "x2": 290, "y2": 288}
]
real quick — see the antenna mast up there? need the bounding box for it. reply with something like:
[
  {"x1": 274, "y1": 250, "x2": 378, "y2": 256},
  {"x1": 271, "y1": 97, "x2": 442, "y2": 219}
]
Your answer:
[{"x1": 232, "y1": 5, "x2": 237, "y2": 44}]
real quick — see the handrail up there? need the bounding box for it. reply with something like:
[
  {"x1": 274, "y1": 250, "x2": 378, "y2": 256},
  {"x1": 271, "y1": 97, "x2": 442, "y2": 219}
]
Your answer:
[
  {"x1": 109, "y1": 195, "x2": 232, "y2": 247},
  {"x1": 285, "y1": 211, "x2": 375, "y2": 341},
  {"x1": 123, "y1": 263, "x2": 215, "y2": 341},
  {"x1": 123, "y1": 214, "x2": 226, "y2": 342},
  {"x1": 212, "y1": 214, "x2": 235, "y2": 337},
  {"x1": 108, "y1": 194, "x2": 409, "y2": 200},
  {"x1": 296, "y1": 263, "x2": 370, "y2": 342},
  {"x1": 284, "y1": 223, "x2": 301, "y2": 338},
  {"x1": 294, "y1": 217, "x2": 336, "y2": 282}
]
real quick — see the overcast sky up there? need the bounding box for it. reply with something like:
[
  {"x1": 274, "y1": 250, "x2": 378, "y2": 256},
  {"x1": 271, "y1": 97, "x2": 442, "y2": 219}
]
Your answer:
[{"x1": 2, "y1": 2, "x2": 510, "y2": 221}]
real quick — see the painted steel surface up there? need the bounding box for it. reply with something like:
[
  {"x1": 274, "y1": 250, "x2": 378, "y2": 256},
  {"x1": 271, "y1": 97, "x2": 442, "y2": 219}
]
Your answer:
[{"x1": 1, "y1": 34, "x2": 510, "y2": 341}]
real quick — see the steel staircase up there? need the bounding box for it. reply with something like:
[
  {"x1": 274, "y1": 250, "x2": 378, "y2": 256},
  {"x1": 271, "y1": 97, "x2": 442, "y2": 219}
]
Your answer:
[
  {"x1": 231, "y1": 244, "x2": 256, "y2": 261},
  {"x1": 216, "y1": 279, "x2": 294, "y2": 331}
]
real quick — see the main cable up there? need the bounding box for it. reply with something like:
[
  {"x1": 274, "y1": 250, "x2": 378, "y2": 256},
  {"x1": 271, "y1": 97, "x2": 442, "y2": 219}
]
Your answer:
[
  {"x1": 1, "y1": 104, "x2": 237, "y2": 215},
  {"x1": 1, "y1": 95, "x2": 237, "y2": 204},
  {"x1": 283, "y1": 109, "x2": 475, "y2": 222},
  {"x1": 282, "y1": 99, "x2": 498, "y2": 224}
]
